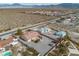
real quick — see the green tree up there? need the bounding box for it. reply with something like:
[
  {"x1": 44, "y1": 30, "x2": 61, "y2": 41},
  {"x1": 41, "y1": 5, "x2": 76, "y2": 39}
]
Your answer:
[{"x1": 15, "y1": 29, "x2": 23, "y2": 36}]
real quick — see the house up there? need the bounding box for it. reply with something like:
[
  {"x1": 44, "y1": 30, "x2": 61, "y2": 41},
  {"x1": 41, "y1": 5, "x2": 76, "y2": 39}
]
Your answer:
[
  {"x1": 0, "y1": 50, "x2": 12, "y2": 56},
  {"x1": 54, "y1": 31, "x2": 66, "y2": 37},
  {"x1": 40, "y1": 27, "x2": 52, "y2": 33},
  {"x1": 0, "y1": 35, "x2": 19, "y2": 56},
  {"x1": 0, "y1": 36, "x2": 14, "y2": 48},
  {"x1": 63, "y1": 18, "x2": 71, "y2": 24},
  {"x1": 34, "y1": 27, "x2": 52, "y2": 33},
  {"x1": 21, "y1": 30, "x2": 42, "y2": 42},
  {"x1": 53, "y1": 11, "x2": 63, "y2": 16},
  {"x1": 0, "y1": 35, "x2": 18, "y2": 50}
]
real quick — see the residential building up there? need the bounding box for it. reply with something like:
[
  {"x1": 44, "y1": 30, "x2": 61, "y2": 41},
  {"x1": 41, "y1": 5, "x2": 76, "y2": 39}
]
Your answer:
[
  {"x1": 0, "y1": 50, "x2": 12, "y2": 56},
  {"x1": 54, "y1": 31, "x2": 66, "y2": 37},
  {"x1": 0, "y1": 35, "x2": 18, "y2": 54},
  {"x1": 0, "y1": 36, "x2": 14, "y2": 49},
  {"x1": 21, "y1": 30, "x2": 42, "y2": 42}
]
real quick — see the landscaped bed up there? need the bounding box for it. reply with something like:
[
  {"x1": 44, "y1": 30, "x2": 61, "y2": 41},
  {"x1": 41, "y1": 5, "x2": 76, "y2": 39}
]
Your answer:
[{"x1": 21, "y1": 47, "x2": 39, "y2": 56}]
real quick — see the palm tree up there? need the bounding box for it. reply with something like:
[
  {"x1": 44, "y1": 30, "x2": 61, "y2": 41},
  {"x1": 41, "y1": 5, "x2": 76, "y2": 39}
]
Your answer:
[
  {"x1": 57, "y1": 43, "x2": 68, "y2": 56},
  {"x1": 55, "y1": 32, "x2": 70, "y2": 56}
]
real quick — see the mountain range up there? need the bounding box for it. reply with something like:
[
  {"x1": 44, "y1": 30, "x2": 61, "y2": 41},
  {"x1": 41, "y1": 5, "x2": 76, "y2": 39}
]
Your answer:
[{"x1": 0, "y1": 3, "x2": 79, "y2": 9}]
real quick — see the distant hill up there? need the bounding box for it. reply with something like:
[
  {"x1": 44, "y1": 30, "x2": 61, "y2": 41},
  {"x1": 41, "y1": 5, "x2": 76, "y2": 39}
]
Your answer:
[
  {"x1": 0, "y1": 3, "x2": 79, "y2": 9},
  {"x1": 33, "y1": 3, "x2": 79, "y2": 9},
  {"x1": 57, "y1": 3, "x2": 79, "y2": 9}
]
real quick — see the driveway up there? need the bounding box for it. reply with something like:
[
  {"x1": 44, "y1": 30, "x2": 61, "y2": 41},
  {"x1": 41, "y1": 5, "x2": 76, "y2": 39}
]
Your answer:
[{"x1": 20, "y1": 36, "x2": 55, "y2": 56}]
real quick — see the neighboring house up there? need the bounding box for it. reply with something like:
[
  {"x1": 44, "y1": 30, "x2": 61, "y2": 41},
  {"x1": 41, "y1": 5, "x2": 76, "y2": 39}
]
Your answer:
[
  {"x1": 40, "y1": 27, "x2": 52, "y2": 33},
  {"x1": 0, "y1": 36, "x2": 14, "y2": 48},
  {"x1": 0, "y1": 35, "x2": 18, "y2": 51},
  {"x1": 32, "y1": 27, "x2": 52, "y2": 33},
  {"x1": 35, "y1": 27, "x2": 52, "y2": 33},
  {"x1": 0, "y1": 35, "x2": 19, "y2": 56},
  {"x1": 21, "y1": 30, "x2": 42, "y2": 42},
  {"x1": 0, "y1": 50, "x2": 12, "y2": 56},
  {"x1": 63, "y1": 18, "x2": 71, "y2": 24},
  {"x1": 54, "y1": 31, "x2": 66, "y2": 38},
  {"x1": 53, "y1": 11, "x2": 60, "y2": 16}
]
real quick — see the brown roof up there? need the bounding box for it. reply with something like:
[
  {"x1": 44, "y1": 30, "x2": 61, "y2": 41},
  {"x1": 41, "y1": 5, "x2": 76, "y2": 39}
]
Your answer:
[
  {"x1": 22, "y1": 31, "x2": 41, "y2": 41},
  {"x1": 0, "y1": 36, "x2": 15, "y2": 48}
]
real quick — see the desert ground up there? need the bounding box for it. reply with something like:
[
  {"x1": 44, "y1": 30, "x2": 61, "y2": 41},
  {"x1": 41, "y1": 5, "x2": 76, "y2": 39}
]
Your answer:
[
  {"x1": 0, "y1": 8, "x2": 54, "y2": 32},
  {"x1": 0, "y1": 8, "x2": 73, "y2": 32}
]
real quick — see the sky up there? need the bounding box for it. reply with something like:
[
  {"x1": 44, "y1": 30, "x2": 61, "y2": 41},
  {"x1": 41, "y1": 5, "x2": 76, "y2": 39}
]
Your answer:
[
  {"x1": 0, "y1": 0, "x2": 78, "y2": 5},
  {"x1": 0, "y1": 0, "x2": 78, "y2": 3}
]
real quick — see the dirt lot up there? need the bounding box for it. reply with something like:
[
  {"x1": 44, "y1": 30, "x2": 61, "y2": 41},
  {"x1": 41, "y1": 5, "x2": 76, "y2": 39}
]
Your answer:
[
  {"x1": 0, "y1": 8, "x2": 55, "y2": 32},
  {"x1": 0, "y1": 8, "x2": 72, "y2": 32}
]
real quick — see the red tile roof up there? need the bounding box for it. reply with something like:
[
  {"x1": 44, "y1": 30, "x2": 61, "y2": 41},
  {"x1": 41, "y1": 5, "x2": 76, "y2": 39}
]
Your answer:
[{"x1": 0, "y1": 36, "x2": 15, "y2": 48}]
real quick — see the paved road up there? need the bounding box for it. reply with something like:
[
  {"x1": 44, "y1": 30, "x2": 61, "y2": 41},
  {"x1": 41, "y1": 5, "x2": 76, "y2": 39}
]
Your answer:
[
  {"x1": 69, "y1": 31, "x2": 79, "y2": 43},
  {"x1": 0, "y1": 18, "x2": 59, "y2": 39},
  {"x1": 0, "y1": 12, "x2": 77, "y2": 37},
  {"x1": 19, "y1": 36, "x2": 55, "y2": 56}
]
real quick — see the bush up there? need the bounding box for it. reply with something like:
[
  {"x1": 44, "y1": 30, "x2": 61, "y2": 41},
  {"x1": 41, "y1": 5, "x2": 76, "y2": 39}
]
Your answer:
[
  {"x1": 22, "y1": 48, "x2": 39, "y2": 56},
  {"x1": 33, "y1": 39, "x2": 40, "y2": 43},
  {"x1": 15, "y1": 29, "x2": 23, "y2": 36}
]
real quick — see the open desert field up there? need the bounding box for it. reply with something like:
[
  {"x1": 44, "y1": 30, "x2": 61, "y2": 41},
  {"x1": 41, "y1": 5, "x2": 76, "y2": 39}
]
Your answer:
[
  {"x1": 0, "y1": 8, "x2": 74, "y2": 32},
  {"x1": 0, "y1": 8, "x2": 55, "y2": 32}
]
